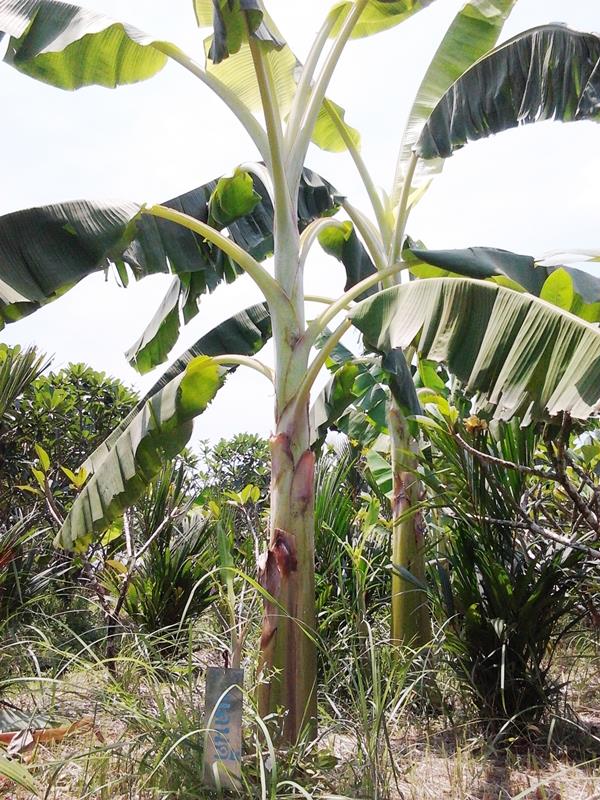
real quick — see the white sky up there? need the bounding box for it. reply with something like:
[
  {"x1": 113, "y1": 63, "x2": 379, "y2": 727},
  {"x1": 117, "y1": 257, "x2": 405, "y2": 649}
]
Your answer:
[{"x1": 1, "y1": 0, "x2": 600, "y2": 444}]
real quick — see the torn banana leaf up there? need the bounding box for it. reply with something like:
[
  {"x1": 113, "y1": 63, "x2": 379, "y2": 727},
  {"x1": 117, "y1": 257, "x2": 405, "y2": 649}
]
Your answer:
[
  {"x1": 350, "y1": 277, "x2": 600, "y2": 425},
  {"x1": 417, "y1": 24, "x2": 600, "y2": 160},
  {"x1": 85, "y1": 302, "x2": 271, "y2": 475},
  {"x1": 57, "y1": 356, "x2": 224, "y2": 551}
]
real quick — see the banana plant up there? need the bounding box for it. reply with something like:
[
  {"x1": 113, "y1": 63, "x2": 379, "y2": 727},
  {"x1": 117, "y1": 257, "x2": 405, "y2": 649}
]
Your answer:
[{"x1": 3, "y1": 0, "x2": 600, "y2": 744}]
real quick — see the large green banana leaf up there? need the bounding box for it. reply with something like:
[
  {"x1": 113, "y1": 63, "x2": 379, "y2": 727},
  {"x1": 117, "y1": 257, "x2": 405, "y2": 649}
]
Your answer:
[
  {"x1": 0, "y1": 167, "x2": 342, "y2": 368},
  {"x1": 87, "y1": 301, "x2": 272, "y2": 473},
  {"x1": 350, "y1": 278, "x2": 600, "y2": 424},
  {"x1": 0, "y1": 199, "x2": 139, "y2": 327},
  {"x1": 57, "y1": 355, "x2": 224, "y2": 551},
  {"x1": 328, "y1": 0, "x2": 436, "y2": 40},
  {"x1": 407, "y1": 244, "x2": 600, "y2": 322},
  {"x1": 417, "y1": 24, "x2": 600, "y2": 161},
  {"x1": 393, "y1": 0, "x2": 517, "y2": 202},
  {"x1": 0, "y1": 0, "x2": 170, "y2": 88}
]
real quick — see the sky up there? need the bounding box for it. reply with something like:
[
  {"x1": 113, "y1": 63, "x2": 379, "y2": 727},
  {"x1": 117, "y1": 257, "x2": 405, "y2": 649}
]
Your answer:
[{"x1": 1, "y1": 0, "x2": 600, "y2": 445}]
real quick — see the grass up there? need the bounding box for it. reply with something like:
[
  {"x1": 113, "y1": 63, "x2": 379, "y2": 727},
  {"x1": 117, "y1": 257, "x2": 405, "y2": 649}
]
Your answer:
[
  {"x1": 2, "y1": 434, "x2": 599, "y2": 799},
  {"x1": 0, "y1": 607, "x2": 598, "y2": 800}
]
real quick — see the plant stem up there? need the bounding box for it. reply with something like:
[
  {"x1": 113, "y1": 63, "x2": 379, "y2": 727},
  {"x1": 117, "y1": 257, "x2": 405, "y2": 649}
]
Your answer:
[
  {"x1": 323, "y1": 99, "x2": 390, "y2": 247},
  {"x1": 467, "y1": 449, "x2": 600, "y2": 559},
  {"x1": 155, "y1": 42, "x2": 269, "y2": 162},
  {"x1": 285, "y1": 16, "x2": 336, "y2": 151},
  {"x1": 257, "y1": 408, "x2": 317, "y2": 742},
  {"x1": 248, "y1": 34, "x2": 299, "y2": 302},
  {"x1": 144, "y1": 205, "x2": 286, "y2": 312},
  {"x1": 248, "y1": 36, "x2": 286, "y2": 176},
  {"x1": 545, "y1": 417, "x2": 600, "y2": 533},
  {"x1": 212, "y1": 355, "x2": 274, "y2": 384},
  {"x1": 304, "y1": 294, "x2": 340, "y2": 306},
  {"x1": 452, "y1": 431, "x2": 558, "y2": 482},
  {"x1": 247, "y1": 14, "x2": 317, "y2": 745},
  {"x1": 385, "y1": 152, "x2": 424, "y2": 653},
  {"x1": 443, "y1": 510, "x2": 600, "y2": 558},
  {"x1": 388, "y1": 404, "x2": 431, "y2": 646},
  {"x1": 287, "y1": 0, "x2": 368, "y2": 186},
  {"x1": 389, "y1": 151, "x2": 418, "y2": 270},
  {"x1": 343, "y1": 201, "x2": 388, "y2": 271}
]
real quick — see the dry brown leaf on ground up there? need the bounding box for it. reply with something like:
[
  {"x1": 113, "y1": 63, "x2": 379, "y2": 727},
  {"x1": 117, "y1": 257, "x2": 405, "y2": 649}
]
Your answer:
[{"x1": 1, "y1": 716, "x2": 105, "y2": 756}]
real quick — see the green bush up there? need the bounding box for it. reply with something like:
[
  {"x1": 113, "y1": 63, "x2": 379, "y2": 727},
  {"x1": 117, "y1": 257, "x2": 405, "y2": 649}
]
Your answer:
[
  {"x1": 109, "y1": 462, "x2": 217, "y2": 638},
  {"x1": 421, "y1": 401, "x2": 594, "y2": 731}
]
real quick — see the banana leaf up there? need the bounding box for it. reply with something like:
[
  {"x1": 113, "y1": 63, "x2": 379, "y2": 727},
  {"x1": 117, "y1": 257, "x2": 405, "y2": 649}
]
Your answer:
[
  {"x1": 417, "y1": 24, "x2": 600, "y2": 161},
  {"x1": 328, "y1": 0, "x2": 436, "y2": 40},
  {"x1": 393, "y1": 0, "x2": 518, "y2": 200},
  {"x1": 407, "y1": 243, "x2": 600, "y2": 322},
  {"x1": 350, "y1": 277, "x2": 600, "y2": 424},
  {"x1": 0, "y1": 0, "x2": 169, "y2": 89},
  {"x1": 86, "y1": 302, "x2": 271, "y2": 474},
  {"x1": 57, "y1": 355, "x2": 224, "y2": 551},
  {"x1": 0, "y1": 167, "x2": 341, "y2": 370}
]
